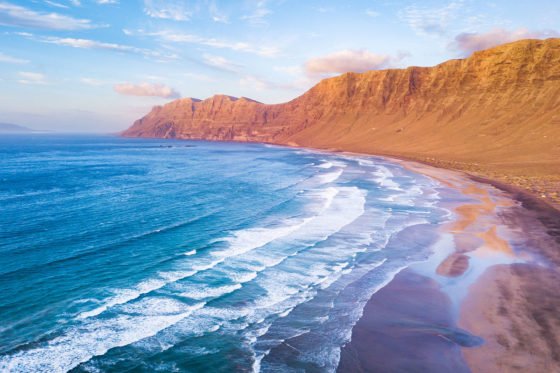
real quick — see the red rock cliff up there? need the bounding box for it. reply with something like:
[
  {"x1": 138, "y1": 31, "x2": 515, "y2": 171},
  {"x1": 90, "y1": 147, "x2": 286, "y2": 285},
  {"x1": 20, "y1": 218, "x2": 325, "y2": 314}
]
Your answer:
[{"x1": 123, "y1": 38, "x2": 560, "y2": 169}]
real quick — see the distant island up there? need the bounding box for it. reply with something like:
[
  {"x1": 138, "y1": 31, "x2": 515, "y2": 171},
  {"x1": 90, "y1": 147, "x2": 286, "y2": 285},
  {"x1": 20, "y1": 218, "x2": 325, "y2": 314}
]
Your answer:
[{"x1": 0, "y1": 123, "x2": 37, "y2": 133}]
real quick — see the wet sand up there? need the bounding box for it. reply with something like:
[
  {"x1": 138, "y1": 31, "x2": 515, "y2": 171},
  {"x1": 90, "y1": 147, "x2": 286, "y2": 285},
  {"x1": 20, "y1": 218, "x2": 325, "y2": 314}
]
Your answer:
[
  {"x1": 338, "y1": 268, "x2": 477, "y2": 373},
  {"x1": 338, "y1": 158, "x2": 560, "y2": 372}
]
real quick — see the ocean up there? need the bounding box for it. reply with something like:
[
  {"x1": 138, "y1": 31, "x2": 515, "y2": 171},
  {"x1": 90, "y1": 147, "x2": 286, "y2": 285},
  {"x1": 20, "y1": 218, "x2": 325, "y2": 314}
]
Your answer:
[{"x1": 0, "y1": 135, "x2": 455, "y2": 372}]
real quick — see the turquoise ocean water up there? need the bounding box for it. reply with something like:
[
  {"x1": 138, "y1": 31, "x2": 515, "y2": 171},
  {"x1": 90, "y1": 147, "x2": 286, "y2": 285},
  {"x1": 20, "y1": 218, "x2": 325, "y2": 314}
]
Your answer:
[{"x1": 0, "y1": 135, "x2": 454, "y2": 372}]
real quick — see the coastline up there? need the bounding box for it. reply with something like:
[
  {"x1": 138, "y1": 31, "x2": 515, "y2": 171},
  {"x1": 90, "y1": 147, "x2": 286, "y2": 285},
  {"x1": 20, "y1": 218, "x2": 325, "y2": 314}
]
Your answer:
[
  {"x1": 377, "y1": 153, "x2": 560, "y2": 212},
  {"x1": 321, "y1": 145, "x2": 560, "y2": 213},
  {"x1": 186, "y1": 139, "x2": 560, "y2": 371},
  {"x1": 264, "y1": 140, "x2": 560, "y2": 213},
  {"x1": 337, "y1": 154, "x2": 560, "y2": 372},
  {"x1": 117, "y1": 136, "x2": 560, "y2": 371}
]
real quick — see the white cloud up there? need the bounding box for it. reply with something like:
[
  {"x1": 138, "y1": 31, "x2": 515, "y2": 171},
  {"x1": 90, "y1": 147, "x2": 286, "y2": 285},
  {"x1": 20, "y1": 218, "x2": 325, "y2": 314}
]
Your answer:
[
  {"x1": 96, "y1": 0, "x2": 118, "y2": 4},
  {"x1": 69, "y1": 0, "x2": 81, "y2": 6},
  {"x1": 450, "y1": 28, "x2": 560, "y2": 55},
  {"x1": 399, "y1": 1, "x2": 463, "y2": 35},
  {"x1": 202, "y1": 54, "x2": 241, "y2": 72},
  {"x1": 80, "y1": 77, "x2": 105, "y2": 86},
  {"x1": 0, "y1": 2, "x2": 98, "y2": 30},
  {"x1": 143, "y1": 0, "x2": 192, "y2": 21},
  {"x1": 305, "y1": 49, "x2": 403, "y2": 78},
  {"x1": 17, "y1": 33, "x2": 178, "y2": 61},
  {"x1": 18, "y1": 71, "x2": 46, "y2": 85},
  {"x1": 365, "y1": 9, "x2": 379, "y2": 17},
  {"x1": 208, "y1": 0, "x2": 227, "y2": 23},
  {"x1": 45, "y1": 37, "x2": 125, "y2": 49},
  {"x1": 0, "y1": 52, "x2": 29, "y2": 64},
  {"x1": 241, "y1": 0, "x2": 271, "y2": 26},
  {"x1": 44, "y1": 1, "x2": 69, "y2": 9},
  {"x1": 114, "y1": 82, "x2": 180, "y2": 98},
  {"x1": 211, "y1": 13, "x2": 228, "y2": 23},
  {"x1": 131, "y1": 29, "x2": 280, "y2": 57}
]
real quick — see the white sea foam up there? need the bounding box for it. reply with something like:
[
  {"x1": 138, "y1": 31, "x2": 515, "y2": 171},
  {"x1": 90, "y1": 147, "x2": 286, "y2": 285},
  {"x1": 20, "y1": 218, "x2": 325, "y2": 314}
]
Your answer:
[
  {"x1": 332, "y1": 160, "x2": 349, "y2": 168},
  {"x1": 192, "y1": 259, "x2": 223, "y2": 272},
  {"x1": 184, "y1": 250, "x2": 197, "y2": 256},
  {"x1": 291, "y1": 187, "x2": 366, "y2": 244},
  {"x1": 77, "y1": 279, "x2": 166, "y2": 319},
  {"x1": 357, "y1": 158, "x2": 375, "y2": 166},
  {"x1": 77, "y1": 187, "x2": 342, "y2": 323},
  {"x1": 219, "y1": 186, "x2": 368, "y2": 326},
  {"x1": 235, "y1": 187, "x2": 367, "y2": 312},
  {"x1": 251, "y1": 327, "x2": 312, "y2": 373},
  {"x1": 60, "y1": 175, "x2": 375, "y2": 372},
  {"x1": 316, "y1": 158, "x2": 348, "y2": 169},
  {"x1": 212, "y1": 218, "x2": 313, "y2": 259},
  {"x1": 316, "y1": 168, "x2": 343, "y2": 184},
  {"x1": 278, "y1": 307, "x2": 294, "y2": 318},
  {"x1": 158, "y1": 270, "x2": 197, "y2": 282},
  {"x1": 229, "y1": 271, "x2": 258, "y2": 283},
  {"x1": 316, "y1": 161, "x2": 333, "y2": 169},
  {"x1": 371, "y1": 165, "x2": 401, "y2": 191},
  {"x1": 211, "y1": 187, "x2": 339, "y2": 263},
  {"x1": 249, "y1": 254, "x2": 287, "y2": 269},
  {"x1": 199, "y1": 306, "x2": 251, "y2": 320},
  {"x1": 180, "y1": 283, "x2": 242, "y2": 300},
  {"x1": 77, "y1": 270, "x2": 197, "y2": 319},
  {"x1": 0, "y1": 299, "x2": 205, "y2": 373}
]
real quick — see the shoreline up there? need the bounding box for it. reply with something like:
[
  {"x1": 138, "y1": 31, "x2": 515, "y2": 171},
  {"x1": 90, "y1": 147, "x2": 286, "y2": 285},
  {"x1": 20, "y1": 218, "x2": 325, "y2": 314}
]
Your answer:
[
  {"x1": 255, "y1": 140, "x2": 560, "y2": 371},
  {"x1": 119, "y1": 135, "x2": 560, "y2": 213},
  {"x1": 118, "y1": 136, "x2": 560, "y2": 371},
  {"x1": 337, "y1": 154, "x2": 560, "y2": 372},
  {"x1": 328, "y1": 147, "x2": 560, "y2": 213}
]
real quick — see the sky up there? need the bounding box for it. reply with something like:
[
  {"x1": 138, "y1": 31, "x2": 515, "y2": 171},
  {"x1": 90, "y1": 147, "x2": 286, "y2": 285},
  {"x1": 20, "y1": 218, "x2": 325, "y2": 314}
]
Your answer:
[{"x1": 0, "y1": 0, "x2": 558, "y2": 132}]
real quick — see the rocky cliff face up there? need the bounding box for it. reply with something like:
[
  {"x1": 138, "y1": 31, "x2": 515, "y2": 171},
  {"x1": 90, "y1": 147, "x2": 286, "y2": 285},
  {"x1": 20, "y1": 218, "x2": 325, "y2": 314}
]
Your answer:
[{"x1": 123, "y1": 38, "x2": 560, "y2": 168}]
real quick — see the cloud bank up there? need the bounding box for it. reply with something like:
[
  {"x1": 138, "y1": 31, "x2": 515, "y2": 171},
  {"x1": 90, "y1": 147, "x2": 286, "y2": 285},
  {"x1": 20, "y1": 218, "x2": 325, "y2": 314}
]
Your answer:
[{"x1": 114, "y1": 82, "x2": 180, "y2": 98}]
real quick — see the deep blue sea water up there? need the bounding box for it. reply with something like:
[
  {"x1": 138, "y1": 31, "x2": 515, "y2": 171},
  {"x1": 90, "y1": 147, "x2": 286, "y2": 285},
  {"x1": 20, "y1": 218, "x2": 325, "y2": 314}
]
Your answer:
[{"x1": 0, "y1": 135, "x2": 453, "y2": 372}]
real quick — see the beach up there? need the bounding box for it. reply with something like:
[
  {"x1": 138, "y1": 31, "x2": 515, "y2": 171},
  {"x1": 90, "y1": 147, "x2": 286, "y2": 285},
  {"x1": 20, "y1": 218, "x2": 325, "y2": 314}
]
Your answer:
[
  {"x1": 2, "y1": 136, "x2": 470, "y2": 372},
  {"x1": 115, "y1": 35, "x2": 560, "y2": 371},
  {"x1": 338, "y1": 158, "x2": 560, "y2": 372},
  {"x1": 1, "y1": 135, "x2": 558, "y2": 372}
]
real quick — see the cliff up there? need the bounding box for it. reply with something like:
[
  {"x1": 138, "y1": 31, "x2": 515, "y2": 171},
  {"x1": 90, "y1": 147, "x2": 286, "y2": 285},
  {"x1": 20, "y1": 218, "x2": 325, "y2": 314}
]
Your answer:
[{"x1": 123, "y1": 38, "x2": 560, "y2": 207}]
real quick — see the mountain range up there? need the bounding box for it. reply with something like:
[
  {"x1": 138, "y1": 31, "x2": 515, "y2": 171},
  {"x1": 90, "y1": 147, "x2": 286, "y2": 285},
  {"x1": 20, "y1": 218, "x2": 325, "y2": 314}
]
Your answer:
[{"x1": 123, "y1": 38, "x2": 560, "y2": 208}]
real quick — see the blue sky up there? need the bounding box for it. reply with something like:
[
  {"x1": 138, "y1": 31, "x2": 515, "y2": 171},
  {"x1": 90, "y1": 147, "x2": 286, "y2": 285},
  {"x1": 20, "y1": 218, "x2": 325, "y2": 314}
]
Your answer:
[{"x1": 0, "y1": 0, "x2": 558, "y2": 132}]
